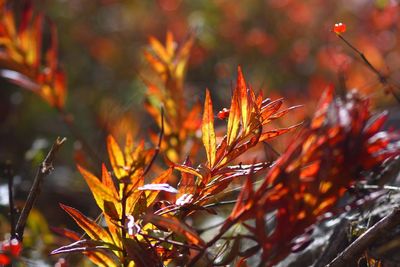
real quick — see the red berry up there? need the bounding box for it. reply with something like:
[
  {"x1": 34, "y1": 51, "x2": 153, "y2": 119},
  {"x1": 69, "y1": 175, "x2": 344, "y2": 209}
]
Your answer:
[
  {"x1": 217, "y1": 108, "x2": 230, "y2": 119},
  {"x1": 0, "y1": 253, "x2": 10, "y2": 265},
  {"x1": 333, "y1": 22, "x2": 346, "y2": 34}
]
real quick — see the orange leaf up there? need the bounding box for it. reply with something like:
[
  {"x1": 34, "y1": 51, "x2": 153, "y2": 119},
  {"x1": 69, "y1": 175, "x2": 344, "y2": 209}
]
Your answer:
[
  {"x1": 149, "y1": 36, "x2": 170, "y2": 63},
  {"x1": 177, "y1": 157, "x2": 196, "y2": 198},
  {"x1": 165, "y1": 31, "x2": 175, "y2": 58},
  {"x1": 311, "y1": 85, "x2": 334, "y2": 129},
  {"x1": 77, "y1": 165, "x2": 117, "y2": 212},
  {"x1": 228, "y1": 174, "x2": 253, "y2": 223},
  {"x1": 107, "y1": 135, "x2": 126, "y2": 179},
  {"x1": 227, "y1": 87, "x2": 241, "y2": 146},
  {"x1": 101, "y1": 164, "x2": 118, "y2": 198},
  {"x1": 260, "y1": 99, "x2": 283, "y2": 123},
  {"x1": 202, "y1": 89, "x2": 217, "y2": 168},
  {"x1": 51, "y1": 227, "x2": 80, "y2": 241},
  {"x1": 174, "y1": 164, "x2": 203, "y2": 179},
  {"x1": 237, "y1": 67, "x2": 251, "y2": 131},
  {"x1": 259, "y1": 122, "x2": 302, "y2": 142},
  {"x1": 84, "y1": 251, "x2": 119, "y2": 267},
  {"x1": 60, "y1": 204, "x2": 113, "y2": 243}
]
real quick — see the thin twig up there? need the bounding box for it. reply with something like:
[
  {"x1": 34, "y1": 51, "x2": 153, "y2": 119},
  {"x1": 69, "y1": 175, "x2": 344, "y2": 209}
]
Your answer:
[
  {"x1": 15, "y1": 137, "x2": 66, "y2": 241},
  {"x1": 143, "y1": 107, "x2": 164, "y2": 176},
  {"x1": 326, "y1": 208, "x2": 400, "y2": 267},
  {"x1": 120, "y1": 183, "x2": 129, "y2": 267},
  {"x1": 336, "y1": 34, "x2": 400, "y2": 103}
]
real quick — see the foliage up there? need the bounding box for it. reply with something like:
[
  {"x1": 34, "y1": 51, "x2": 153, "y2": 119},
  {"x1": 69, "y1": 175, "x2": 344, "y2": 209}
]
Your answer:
[
  {"x1": 0, "y1": 1, "x2": 400, "y2": 267},
  {"x1": 0, "y1": 1, "x2": 65, "y2": 109}
]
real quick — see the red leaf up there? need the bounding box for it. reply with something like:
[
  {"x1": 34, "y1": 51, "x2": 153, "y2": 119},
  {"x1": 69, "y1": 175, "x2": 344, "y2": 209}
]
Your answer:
[{"x1": 60, "y1": 204, "x2": 113, "y2": 244}]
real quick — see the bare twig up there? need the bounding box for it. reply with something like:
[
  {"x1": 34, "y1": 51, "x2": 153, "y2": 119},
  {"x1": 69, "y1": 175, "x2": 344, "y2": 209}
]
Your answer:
[
  {"x1": 326, "y1": 208, "x2": 400, "y2": 267},
  {"x1": 336, "y1": 34, "x2": 400, "y2": 103},
  {"x1": 15, "y1": 137, "x2": 66, "y2": 241},
  {"x1": 143, "y1": 107, "x2": 164, "y2": 176}
]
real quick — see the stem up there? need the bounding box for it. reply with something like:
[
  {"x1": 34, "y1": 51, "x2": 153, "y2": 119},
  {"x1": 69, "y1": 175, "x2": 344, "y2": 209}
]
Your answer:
[
  {"x1": 120, "y1": 183, "x2": 128, "y2": 267},
  {"x1": 337, "y1": 34, "x2": 382, "y2": 78},
  {"x1": 15, "y1": 137, "x2": 66, "y2": 241},
  {"x1": 326, "y1": 208, "x2": 400, "y2": 267},
  {"x1": 143, "y1": 108, "x2": 164, "y2": 176},
  {"x1": 336, "y1": 34, "x2": 400, "y2": 103},
  {"x1": 203, "y1": 199, "x2": 238, "y2": 209}
]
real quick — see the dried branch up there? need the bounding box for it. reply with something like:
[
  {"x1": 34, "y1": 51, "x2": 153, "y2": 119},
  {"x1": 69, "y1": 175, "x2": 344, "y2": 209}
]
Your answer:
[
  {"x1": 326, "y1": 208, "x2": 400, "y2": 267},
  {"x1": 15, "y1": 137, "x2": 67, "y2": 241}
]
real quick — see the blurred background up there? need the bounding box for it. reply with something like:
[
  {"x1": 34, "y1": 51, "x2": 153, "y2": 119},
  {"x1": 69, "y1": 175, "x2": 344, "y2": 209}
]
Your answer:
[{"x1": 0, "y1": 0, "x2": 399, "y2": 265}]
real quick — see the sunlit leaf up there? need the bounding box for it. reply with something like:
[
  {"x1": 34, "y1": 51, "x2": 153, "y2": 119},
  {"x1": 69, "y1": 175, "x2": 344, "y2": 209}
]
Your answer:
[
  {"x1": 237, "y1": 66, "x2": 250, "y2": 131},
  {"x1": 60, "y1": 204, "x2": 113, "y2": 244},
  {"x1": 202, "y1": 89, "x2": 217, "y2": 168},
  {"x1": 226, "y1": 87, "x2": 241, "y2": 146},
  {"x1": 77, "y1": 165, "x2": 117, "y2": 212},
  {"x1": 177, "y1": 157, "x2": 196, "y2": 198},
  {"x1": 107, "y1": 135, "x2": 127, "y2": 179},
  {"x1": 50, "y1": 227, "x2": 80, "y2": 241}
]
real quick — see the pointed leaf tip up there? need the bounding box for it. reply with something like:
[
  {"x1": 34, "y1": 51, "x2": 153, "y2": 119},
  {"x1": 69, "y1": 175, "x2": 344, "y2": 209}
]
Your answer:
[{"x1": 202, "y1": 89, "x2": 216, "y2": 168}]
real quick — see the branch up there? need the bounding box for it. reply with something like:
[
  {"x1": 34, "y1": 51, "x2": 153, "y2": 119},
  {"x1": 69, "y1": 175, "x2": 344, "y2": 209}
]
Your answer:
[
  {"x1": 15, "y1": 137, "x2": 67, "y2": 241},
  {"x1": 143, "y1": 107, "x2": 164, "y2": 176},
  {"x1": 326, "y1": 208, "x2": 400, "y2": 267},
  {"x1": 336, "y1": 34, "x2": 400, "y2": 103}
]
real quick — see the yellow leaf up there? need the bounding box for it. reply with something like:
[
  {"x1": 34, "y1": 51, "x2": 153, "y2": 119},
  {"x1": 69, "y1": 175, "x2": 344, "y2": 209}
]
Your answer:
[
  {"x1": 107, "y1": 135, "x2": 126, "y2": 179},
  {"x1": 226, "y1": 87, "x2": 241, "y2": 146},
  {"x1": 84, "y1": 251, "x2": 120, "y2": 267},
  {"x1": 60, "y1": 204, "x2": 113, "y2": 244},
  {"x1": 77, "y1": 165, "x2": 117, "y2": 212},
  {"x1": 149, "y1": 36, "x2": 170, "y2": 63},
  {"x1": 237, "y1": 66, "x2": 250, "y2": 132},
  {"x1": 202, "y1": 89, "x2": 216, "y2": 168}
]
